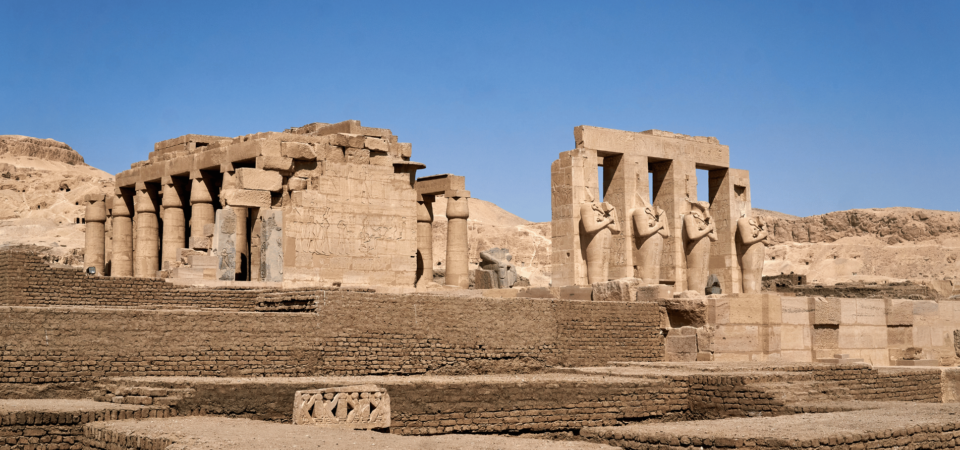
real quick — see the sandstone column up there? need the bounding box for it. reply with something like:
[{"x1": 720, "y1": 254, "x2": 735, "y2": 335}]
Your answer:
[
  {"x1": 111, "y1": 188, "x2": 134, "y2": 277},
  {"x1": 189, "y1": 174, "x2": 215, "y2": 249},
  {"x1": 161, "y1": 177, "x2": 188, "y2": 269},
  {"x1": 134, "y1": 183, "x2": 160, "y2": 278},
  {"x1": 444, "y1": 191, "x2": 470, "y2": 288},
  {"x1": 416, "y1": 194, "x2": 435, "y2": 286},
  {"x1": 221, "y1": 170, "x2": 249, "y2": 280},
  {"x1": 83, "y1": 194, "x2": 107, "y2": 275},
  {"x1": 104, "y1": 196, "x2": 113, "y2": 275}
]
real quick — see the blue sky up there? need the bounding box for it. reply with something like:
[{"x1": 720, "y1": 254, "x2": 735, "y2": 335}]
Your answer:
[{"x1": 2, "y1": 1, "x2": 957, "y2": 222}]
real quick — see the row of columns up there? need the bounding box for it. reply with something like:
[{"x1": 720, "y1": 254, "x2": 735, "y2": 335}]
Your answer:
[
  {"x1": 416, "y1": 193, "x2": 470, "y2": 288},
  {"x1": 85, "y1": 172, "x2": 222, "y2": 279}
]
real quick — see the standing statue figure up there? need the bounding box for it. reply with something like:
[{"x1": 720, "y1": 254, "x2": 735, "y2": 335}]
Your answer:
[
  {"x1": 737, "y1": 214, "x2": 768, "y2": 293},
  {"x1": 479, "y1": 247, "x2": 517, "y2": 289},
  {"x1": 580, "y1": 191, "x2": 621, "y2": 284},
  {"x1": 683, "y1": 200, "x2": 717, "y2": 293},
  {"x1": 630, "y1": 193, "x2": 670, "y2": 283}
]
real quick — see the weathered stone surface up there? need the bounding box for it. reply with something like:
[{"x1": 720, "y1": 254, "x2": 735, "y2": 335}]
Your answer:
[
  {"x1": 257, "y1": 156, "x2": 294, "y2": 171},
  {"x1": 476, "y1": 247, "x2": 518, "y2": 289},
  {"x1": 293, "y1": 385, "x2": 390, "y2": 429},
  {"x1": 281, "y1": 142, "x2": 317, "y2": 159},
  {"x1": 288, "y1": 177, "x2": 308, "y2": 191},
  {"x1": 236, "y1": 168, "x2": 283, "y2": 192},
  {"x1": 345, "y1": 147, "x2": 370, "y2": 165},
  {"x1": 813, "y1": 297, "x2": 840, "y2": 325},
  {"x1": 220, "y1": 189, "x2": 272, "y2": 207},
  {"x1": 592, "y1": 277, "x2": 645, "y2": 302},
  {"x1": 886, "y1": 299, "x2": 914, "y2": 326},
  {"x1": 213, "y1": 208, "x2": 237, "y2": 281},
  {"x1": 0, "y1": 135, "x2": 85, "y2": 165},
  {"x1": 363, "y1": 137, "x2": 389, "y2": 152},
  {"x1": 259, "y1": 209, "x2": 283, "y2": 282}
]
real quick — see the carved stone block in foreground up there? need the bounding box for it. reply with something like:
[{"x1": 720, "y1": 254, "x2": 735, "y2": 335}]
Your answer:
[{"x1": 293, "y1": 385, "x2": 390, "y2": 429}]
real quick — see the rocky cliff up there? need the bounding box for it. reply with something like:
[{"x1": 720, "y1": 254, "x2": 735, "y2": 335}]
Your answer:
[{"x1": 0, "y1": 135, "x2": 86, "y2": 165}]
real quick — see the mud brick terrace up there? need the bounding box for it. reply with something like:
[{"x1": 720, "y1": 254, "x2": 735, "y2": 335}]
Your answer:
[{"x1": 4, "y1": 120, "x2": 960, "y2": 450}]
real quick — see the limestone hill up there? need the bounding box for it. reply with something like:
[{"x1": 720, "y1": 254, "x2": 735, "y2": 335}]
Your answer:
[{"x1": 0, "y1": 136, "x2": 114, "y2": 265}]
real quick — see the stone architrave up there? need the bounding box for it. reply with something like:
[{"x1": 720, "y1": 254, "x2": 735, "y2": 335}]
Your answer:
[
  {"x1": 683, "y1": 200, "x2": 717, "y2": 294},
  {"x1": 293, "y1": 385, "x2": 390, "y2": 429},
  {"x1": 476, "y1": 247, "x2": 517, "y2": 289},
  {"x1": 579, "y1": 192, "x2": 621, "y2": 284},
  {"x1": 737, "y1": 215, "x2": 768, "y2": 294},
  {"x1": 630, "y1": 193, "x2": 669, "y2": 283},
  {"x1": 213, "y1": 208, "x2": 237, "y2": 281},
  {"x1": 258, "y1": 209, "x2": 283, "y2": 282}
]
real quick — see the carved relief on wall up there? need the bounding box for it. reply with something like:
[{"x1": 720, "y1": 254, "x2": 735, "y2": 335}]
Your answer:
[{"x1": 293, "y1": 385, "x2": 390, "y2": 429}]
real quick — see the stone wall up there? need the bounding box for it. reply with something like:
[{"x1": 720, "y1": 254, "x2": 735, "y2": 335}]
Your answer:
[
  {"x1": 0, "y1": 404, "x2": 170, "y2": 450},
  {"x1": 0, "y1": 297, "x2": 662, "y2": 383}
]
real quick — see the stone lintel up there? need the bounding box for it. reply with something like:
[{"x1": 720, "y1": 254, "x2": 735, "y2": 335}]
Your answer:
[
  {"x1": 574, "y1": 125, "x2": 730, "y2": 168},
  {"x1": 415, "y1": 174, "x2": 466, "y2": 195}
]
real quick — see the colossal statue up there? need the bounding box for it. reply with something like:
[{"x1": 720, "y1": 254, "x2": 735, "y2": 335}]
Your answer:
[
  {"x1": 630, "y1": 193, "x2": 669, "y2": 283},
  {"x1": 737, "y1": 214, "x2": 768, "y2": 294},
  {"x1": 683, "y1": 200, "x2": 717, "y2": 294},
  {"x1": 579, "y1": 191, "x2": 620, "y2": 284}
]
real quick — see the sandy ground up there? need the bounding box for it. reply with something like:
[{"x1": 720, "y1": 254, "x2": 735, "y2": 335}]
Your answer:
[
  {"x1": 87, "y1": 416, "x2": 619, "y2": 450},
  {"x1": 585, "y1": 402, "x2": 959, "y2": 442}
]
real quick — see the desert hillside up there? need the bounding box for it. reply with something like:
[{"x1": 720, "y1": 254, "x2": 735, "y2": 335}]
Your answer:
[{"x1": 0, "y1": 136, "x2": 114, "y2": 265}]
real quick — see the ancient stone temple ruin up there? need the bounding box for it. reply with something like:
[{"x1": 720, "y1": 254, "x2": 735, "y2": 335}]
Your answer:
[
  {"x1": 551, "y1": 126, "x2": 753, "y2": 294},
  {"x1": 82, "y1": 120, "x2": 470, "y2": 288}
]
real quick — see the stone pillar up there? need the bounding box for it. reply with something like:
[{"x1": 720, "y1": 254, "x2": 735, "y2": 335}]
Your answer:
[
  {"x1": 550, "y1": 148, "x2": 600, "y2": 286},
  {"x1": 189, "y1": 174, "x2": 216, "y2": 249},
  {"x1": 161, "y1": 177, "x2": 188, "y2": 269},
  {"x1": 104, "y1": 196, "x2": 113, "y2": 276},
  {"x1": 651, "y1": 159, "x2": 697, "y2": 291},
  {"x1": 213, "y1": 208, "x2": 237, "y2": 281},
  {"x1": 258, "y1": 209, "x2": 283, "y2": 282},
  {"x1": 602, "y1": 152, "x2": 648, "y2": 281},
  {"x1": 416, "y1": 194, "x2": 435, "y2": 286},
  {"x1": 249, "y1": 208, "x2": 262, "y2": 281},
  {"x1": 221, "y1": 171, "x2": 249, "y2": 280},
  {"x1": 134, "y1": 183, "x2": 160, "y2": 278},
  {"x1": 111, "y1": 188, "x2": 134, "y2": 277},
  {"x1": 444, "y1": 191, "x2": 470, "y2": 288},
  {"x1": 83, "y1": 194, "x2": 107, "y2": 275},
  {"x1": 709, "y1": 168, "x2": 751, "y2": 294}
]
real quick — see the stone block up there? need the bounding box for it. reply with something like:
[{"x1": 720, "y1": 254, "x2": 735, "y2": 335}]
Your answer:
[
  {"x1": 781, "y1": 296, "x2": 813, "y2": 325},
  {"x1": 221, "y1": 189, "x2": 272, "y2": 207},
  {"x1": 281, "y1": 142, "x2": 317, "y2": 159},
  {"x1": 855, "y1": 299, "x2": 887, "y2": 325},
  {"x1": 712, "y1": 325, "x2": 760, "y2": 353},
  {"x1": 364, "y1": 137, "x2": 389, "y2": 152},
  {"x1": 838, "y1": 325, "x2": 888, "y2": 349},
  {"x1": 696, "y1": 327, "x2": 714, "y2": 352},
  {"x1": 813, "y1": 297, "x2": 840, "y2": 325},
  {"x1": 317, "y1": 144, "x2": 345, "y2": 163},
  {"x1": 781, "y1": 324, "x2": 811, "y2": 351},
  {"x1": 257, "y1": 156, "x2": 294, "y2": 172},
  {"x1": 189, "y1": 236, "x2": 211, "y2": 250},
  {"x1": 474, "y1": 270, "x2": 498, "y2": 290},
  {"x1": 293, "y1": 385, "x2": 390, "y2": 429},
  {"x1": 728, "y1": 296, "x2": 764, "y2": 324},
  {"x1": 913, "y1": 300, "x2": 939, "y2": 316},
  {"x1": 236, "y1": 168, "x2": 283, "y2": 192},
  {"x1": 664, "y1": 334, "x2": 698, "y2": 354},
  {"x1": 334, "y1": 133, "x2": 366, "y2": 149},
  {"x1": 345, "y1": 147, "x2": 370, "y2": 164},
  {"x1": 886, "y1": 299, "x2": 914, "y2": 326},
  {"x1": 388, "y1": 142, "x2": 412, "y2": 158},
  {"x1": 369, "y1": 152, "x2": 394, "y2": 166},
  {"x1": 258, "y1": 209, "x2": 283, "y2": 282},
  {"x1": 592, "y1": 277, "x2": 645, "y2": 302},
  {"x1": 636, "y1": 284, "x2": 674, "y2": 301},
  {"x1": 812, "y1": 326, "x2": 839, "y2": 349},
  {"x1": 288, "y1": 177, "x2": 308, "y2": 191},
  {"x1": 170, "y1": 267, "x2": 206, "y2": 280},
  {"x1": 189, "y1": 255, "x2": 217, "y2": 268}
]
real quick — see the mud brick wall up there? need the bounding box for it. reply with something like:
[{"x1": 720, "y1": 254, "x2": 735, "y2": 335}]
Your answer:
[
  {"x1": 687, "y1": 375, "x2": 791, "y2": 420},
  {"x1": 0, "y1": 248, "x2": 261, "y2": 310},
  {"x1": 81, "y1": 425, "x2": 173, "y2": 450},
  {"x1": 815, "y1": 367, "x2": 942, "y2": 402},
  {"x1": 0, "y1": 294, "x2": 662, "y2": 383},
  {"x1": 584, "y1": 422, "x2": 960, "y2": 450},
  {"x1": 0, "y1": 407, "x2": 172, "y2": 450},
  {"x1": 388, "y1": 378, "x2": 688, "y2": 435}
]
